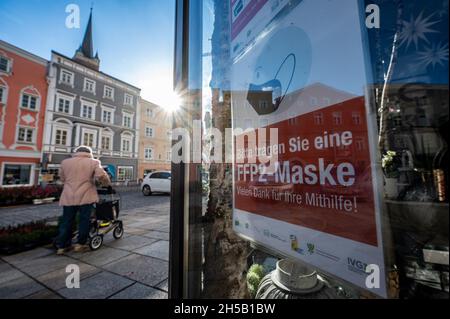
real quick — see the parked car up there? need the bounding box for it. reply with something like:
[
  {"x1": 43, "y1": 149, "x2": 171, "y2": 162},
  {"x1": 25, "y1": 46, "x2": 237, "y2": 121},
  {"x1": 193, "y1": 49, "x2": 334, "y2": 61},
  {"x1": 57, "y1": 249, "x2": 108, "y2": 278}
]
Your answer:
[{"x1": 142, "y1": 171, "x2": 171, "y2": 196}]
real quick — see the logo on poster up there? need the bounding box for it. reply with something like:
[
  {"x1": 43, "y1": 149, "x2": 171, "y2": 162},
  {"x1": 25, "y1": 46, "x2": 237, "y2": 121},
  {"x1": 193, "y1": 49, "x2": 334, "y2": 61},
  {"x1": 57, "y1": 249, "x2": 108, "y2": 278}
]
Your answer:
[
  {"x1": 307, "y1": 243, "x2": 315, "y2": 255},
  {"x1": 347, "y1": 257, "x2": 368, "y2": 275}
]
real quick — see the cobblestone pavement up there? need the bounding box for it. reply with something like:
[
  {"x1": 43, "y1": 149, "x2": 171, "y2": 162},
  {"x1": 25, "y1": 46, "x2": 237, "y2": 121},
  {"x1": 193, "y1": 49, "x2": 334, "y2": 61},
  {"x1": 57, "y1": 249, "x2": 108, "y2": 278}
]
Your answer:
[
  {"x1": 0, "y1": 190, "x2": 169, "y2": 228},
  {"x1": 0, "y1": 192, "x2": 171, "y2": 299}
]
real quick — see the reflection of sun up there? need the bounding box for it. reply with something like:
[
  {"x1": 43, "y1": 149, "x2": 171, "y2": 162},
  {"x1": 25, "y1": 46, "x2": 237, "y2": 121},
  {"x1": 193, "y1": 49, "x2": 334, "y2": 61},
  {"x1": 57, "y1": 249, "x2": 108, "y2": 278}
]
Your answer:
[{"x1": 160, "y1": 91, "x2": 182, "y2": 114}]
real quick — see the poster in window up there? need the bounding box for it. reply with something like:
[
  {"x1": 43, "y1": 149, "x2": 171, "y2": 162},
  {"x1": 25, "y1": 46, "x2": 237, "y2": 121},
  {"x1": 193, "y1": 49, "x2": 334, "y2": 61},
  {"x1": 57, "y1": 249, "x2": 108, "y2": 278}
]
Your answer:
[{"x1": 231, "y1": 0, "x2": 388, "y2": 297}]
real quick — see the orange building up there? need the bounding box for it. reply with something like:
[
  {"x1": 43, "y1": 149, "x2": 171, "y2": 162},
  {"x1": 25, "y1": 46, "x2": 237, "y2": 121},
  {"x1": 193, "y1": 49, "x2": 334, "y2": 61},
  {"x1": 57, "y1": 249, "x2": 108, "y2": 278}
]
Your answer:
[
  {"x1": 0, "y1": 40, "x2": 49, "y2": 187},
  {"x1": 137, "y1": 98, "x2": 172, "y2": 179}
]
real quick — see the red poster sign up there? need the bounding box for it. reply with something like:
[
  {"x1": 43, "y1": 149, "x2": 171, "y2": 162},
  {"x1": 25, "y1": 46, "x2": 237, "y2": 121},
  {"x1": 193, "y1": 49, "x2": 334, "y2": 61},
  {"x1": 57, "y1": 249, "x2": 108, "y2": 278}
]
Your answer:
[{"x1": 234, "y1": 96, "x2": 378, "y2": 246}]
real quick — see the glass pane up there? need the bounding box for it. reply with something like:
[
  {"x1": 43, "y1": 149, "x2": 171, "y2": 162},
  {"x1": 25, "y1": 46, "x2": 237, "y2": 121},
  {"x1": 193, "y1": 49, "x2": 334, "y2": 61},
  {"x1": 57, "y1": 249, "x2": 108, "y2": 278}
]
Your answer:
[
  {"x1": 2, "y1": 165, "x2": 31, "y2": 185},
  {"x1": 177, "y1": 0, "x2": 449, "y2": 299}
]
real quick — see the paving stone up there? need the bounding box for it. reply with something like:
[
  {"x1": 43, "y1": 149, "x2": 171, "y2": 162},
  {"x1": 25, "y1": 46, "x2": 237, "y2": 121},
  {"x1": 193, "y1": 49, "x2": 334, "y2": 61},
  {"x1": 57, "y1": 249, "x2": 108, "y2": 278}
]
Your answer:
[
  {"x1": 36, "y1": 261, "x2": 101, "y2": 291},
  {"x1": 18, "y1": 255, "x2": 76, "y2": 278},
  {"x1": 57, "y1": 271, "x2": 134, "y2": 299},
  {"x1": 156, "y1": 279, "x2": 168, "y2": 292},
  {"x1": 142, "y1": 230, "x2": 170, "y2": 241},
  {"x1": 0, "y1": 262, "x2": 24, "y2": 285},
  {"x1": 104, "y1": 254, "x2": 168, "y2": 287},
  {"x1": 0, "y1": 275, "x2": 45, "y2": 299},
  {"x1": 122, "y1": 227, "x2": 149, "y2": 236},
  {"x1": 73, "y1": 247, "x2": 131, "y2": 267},
  {"x1": 25, "y1": 289, "x2": 62, "y2": 299},
  {"x1": 134, "y1": 241, "x2": 169, "y2": 261},
  {"x1": 104, "y1": 235, "x2": 154, "y2": 251},
  {"x1": 109, "y1": 283, "x2": 168, "y2": 299},
  {"x1": 2, "y1": 247, "x2": 54, "y2": 266}
]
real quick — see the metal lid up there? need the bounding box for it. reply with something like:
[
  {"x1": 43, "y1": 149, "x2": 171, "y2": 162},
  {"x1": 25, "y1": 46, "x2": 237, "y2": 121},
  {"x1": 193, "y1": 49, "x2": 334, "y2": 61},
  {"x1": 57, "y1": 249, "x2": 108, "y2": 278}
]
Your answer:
[{"x1": 270, "y1": 259, "x2": 324, "y2": 294}]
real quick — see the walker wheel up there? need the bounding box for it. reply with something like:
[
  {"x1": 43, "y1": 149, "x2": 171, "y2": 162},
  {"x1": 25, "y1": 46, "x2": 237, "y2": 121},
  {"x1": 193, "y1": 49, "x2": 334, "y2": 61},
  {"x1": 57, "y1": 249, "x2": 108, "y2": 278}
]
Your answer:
[
  {"x1": 89, "y1": 235, "x2": 103, "y2": 250},
  {"x1": 113, "y1": 224, "x2": 124, "y2": 239}
]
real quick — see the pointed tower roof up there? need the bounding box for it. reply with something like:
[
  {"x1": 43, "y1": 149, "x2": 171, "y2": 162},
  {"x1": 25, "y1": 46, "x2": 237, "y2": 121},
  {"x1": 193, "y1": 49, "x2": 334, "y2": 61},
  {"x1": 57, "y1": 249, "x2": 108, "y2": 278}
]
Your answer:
[
  {"x1": 80, "y1": 9, "x2": 94, "y2": 58},
  {"x1": 74, "y1": 7, "x2": 100, "y2": 71}
]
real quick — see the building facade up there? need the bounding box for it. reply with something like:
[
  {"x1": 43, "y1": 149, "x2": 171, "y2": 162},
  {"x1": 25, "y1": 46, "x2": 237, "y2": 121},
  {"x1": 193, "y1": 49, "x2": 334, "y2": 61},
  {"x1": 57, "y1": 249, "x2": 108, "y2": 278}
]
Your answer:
[
  {"x1": 138, "y1": 99, "x2": 171, "y2": 179},
  {"x1": 0, "y1": 40, "x2": 49, "y2": 187},
  {"x1": 42, "y1": 12, "x2": 141, "y2": 182}
]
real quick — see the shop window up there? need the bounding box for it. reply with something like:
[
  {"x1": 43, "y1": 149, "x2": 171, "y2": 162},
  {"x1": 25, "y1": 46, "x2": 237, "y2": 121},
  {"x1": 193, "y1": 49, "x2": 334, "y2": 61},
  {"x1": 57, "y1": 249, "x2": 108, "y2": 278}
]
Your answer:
[
  {"x1": 173, "y1": 0, "x2": 449, "y2": 300},
  {"x1": 2, "y1": 164, "x2": 32, "y2": 186},
  {"x1": 117, "y1": 166, "x2": 133, "y2": 181}
]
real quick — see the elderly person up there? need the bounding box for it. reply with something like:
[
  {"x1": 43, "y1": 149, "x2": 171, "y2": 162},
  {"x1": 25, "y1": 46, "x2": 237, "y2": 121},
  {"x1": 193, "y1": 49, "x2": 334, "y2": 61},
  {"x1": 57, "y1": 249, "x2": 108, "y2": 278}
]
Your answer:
[{"x1": 55, "y1": 146, "x2": 111, "y2": 255}]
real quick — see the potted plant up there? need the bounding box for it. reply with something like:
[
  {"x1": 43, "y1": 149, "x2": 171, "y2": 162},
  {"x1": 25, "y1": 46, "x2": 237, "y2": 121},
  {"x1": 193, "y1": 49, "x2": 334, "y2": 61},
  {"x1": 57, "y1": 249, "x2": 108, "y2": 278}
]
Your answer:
[{"x1": 382, "y1": 151, "x2": 400, "y2": 199}]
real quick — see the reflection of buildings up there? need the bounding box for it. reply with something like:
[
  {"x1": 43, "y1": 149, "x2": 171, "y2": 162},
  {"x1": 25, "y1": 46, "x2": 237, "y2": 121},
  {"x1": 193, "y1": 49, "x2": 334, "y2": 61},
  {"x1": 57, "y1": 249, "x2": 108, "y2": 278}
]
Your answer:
[
  {"x1": 42, "y1": 11, "x2": 141, "y2": 182},
  {"x1": 0, "y1": 41, "x2": 49, "y2": 187},
  {"x1": 375, "y1": 84, "x2": 449, "y2": 157},
  {"x1": 232, "y1": 82, "x2": 371, "y2": 173},
  {"x1": 374, "y1": 83, "x2": 449, "y2": 201},
  {"x1": 138, "y1": 99, "x2": 172, "y2": 178},
  {"x1": 232, "y1": 82, "x2": 356, "y2": 129}
]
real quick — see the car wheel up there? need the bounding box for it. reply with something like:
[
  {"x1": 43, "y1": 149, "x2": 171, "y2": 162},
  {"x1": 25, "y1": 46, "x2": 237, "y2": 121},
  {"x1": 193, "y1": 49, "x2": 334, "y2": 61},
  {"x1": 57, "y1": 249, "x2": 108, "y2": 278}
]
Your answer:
[{"x1": 142, "y1": 185, "x2": 152, "y2": 196}]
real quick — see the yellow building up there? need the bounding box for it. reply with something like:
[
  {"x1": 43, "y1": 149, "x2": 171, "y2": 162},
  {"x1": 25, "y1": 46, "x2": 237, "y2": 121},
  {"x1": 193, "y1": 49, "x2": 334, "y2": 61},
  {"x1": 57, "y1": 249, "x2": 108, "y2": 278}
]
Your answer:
[{"x1": 138, "y1": 99, "x2": 172, "y2": 180}]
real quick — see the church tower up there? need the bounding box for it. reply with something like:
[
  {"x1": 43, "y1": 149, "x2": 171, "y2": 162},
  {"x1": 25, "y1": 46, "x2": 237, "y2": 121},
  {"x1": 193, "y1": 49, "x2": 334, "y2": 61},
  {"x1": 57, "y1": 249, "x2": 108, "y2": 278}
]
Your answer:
[{"x1": 73, "y1": 9, "x2": 100, "y2": 71}]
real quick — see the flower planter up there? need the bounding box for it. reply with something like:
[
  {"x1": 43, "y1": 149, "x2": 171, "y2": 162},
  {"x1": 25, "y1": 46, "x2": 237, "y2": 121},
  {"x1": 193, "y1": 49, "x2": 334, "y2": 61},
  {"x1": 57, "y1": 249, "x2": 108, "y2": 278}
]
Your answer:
[
  {"x1": 43, "y1": 197, "x2": 56, "y2": 203},
  {"x1": 33, "y1": 199, "x2": 44, "y2": 205}
]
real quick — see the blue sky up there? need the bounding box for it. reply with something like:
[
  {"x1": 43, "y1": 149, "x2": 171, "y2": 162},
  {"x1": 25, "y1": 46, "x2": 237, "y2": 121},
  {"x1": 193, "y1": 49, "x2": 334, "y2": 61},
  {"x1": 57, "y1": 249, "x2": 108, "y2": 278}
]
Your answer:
[{"x1": 0, "y1": 0, "x2": 175, "y2": 106}]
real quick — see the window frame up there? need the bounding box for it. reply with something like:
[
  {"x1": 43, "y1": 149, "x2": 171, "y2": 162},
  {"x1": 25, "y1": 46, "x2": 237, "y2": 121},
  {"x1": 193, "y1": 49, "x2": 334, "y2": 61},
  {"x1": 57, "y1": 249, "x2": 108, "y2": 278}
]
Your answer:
[
  {"x1": 54, "y1": 128, "x2": 69, "y2": 146},
  {"x1": 80, "y1": 100, "x2": 97, "y2": 120},
  {"x1": 145, "y1": 126, "x2": 154, "y2": 138},
  {"x1": 121, "y1": 133, "x2": 133, "y2": 153},
  {"x1": 20, "y1": 93, "x2": 40, "y2": 111},
  {"x1": 59, "y1": 69, "x2": 75, "y2": 87},
  {"x1": 17, "y1": 127, "x2": 35, "y2": 144},
  {"x1": 124, "y1": 93, "x2": 134, "y2": 106},
  {"x1": 103, "y1": 85, "x2": 115, "y2": 100},
  {"x1": 81, "y1": 127, "x2": 98, "y2": 149},
  {"x1": 0, "y1": 55, "x2": 12, "y2": 74},
  {"x1": 101, "y1": 129, "x2": 114, "y2": 151},
  {"x1": 0, "y1": 85, "x2": 8, "y2": 104},
  {"x1": 144, "y1": 147, "x2": 154, "y2": 160},
  {"x1": 56, "y1": 93, "x2": 75, "y2": 115},
  {"x1": 122, "y1": 111, "x2": 134, "y2": 128},
  {"x1": 83, "y1": 78, "x2": 97, "y2": 94},
  {"x1": 101, "y1": 104, "x2": 115, "y2": 124}
]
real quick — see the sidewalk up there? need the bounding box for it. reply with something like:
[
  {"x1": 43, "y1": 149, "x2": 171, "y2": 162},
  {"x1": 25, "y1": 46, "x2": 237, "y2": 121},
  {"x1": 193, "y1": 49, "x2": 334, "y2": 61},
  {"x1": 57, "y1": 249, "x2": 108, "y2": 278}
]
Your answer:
[{"x1": 0, "y1": 194, "x2": 170, "y2": 299}]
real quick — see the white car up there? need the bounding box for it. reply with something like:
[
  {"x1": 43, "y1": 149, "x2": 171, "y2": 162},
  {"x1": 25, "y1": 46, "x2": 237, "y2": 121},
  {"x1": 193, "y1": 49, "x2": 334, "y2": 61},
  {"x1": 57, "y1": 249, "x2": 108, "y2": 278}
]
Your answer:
[{"x1": 142, "y1": 171, "x2": 171, "y2": 196}]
